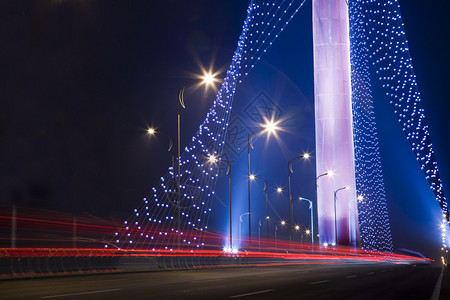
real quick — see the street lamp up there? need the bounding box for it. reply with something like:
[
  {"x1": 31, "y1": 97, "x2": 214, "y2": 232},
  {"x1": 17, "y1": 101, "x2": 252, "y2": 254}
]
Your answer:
[
  {"x1": 288, "y1": 152, "x2": 310, "y2": 242},
  {"x1": 315, "y1": 170, "x2": 332, "y2": 243},
  {"x1": 334, "y1": 186, "x2": 350, "y2": 245},
  {"x1": 247, "y1": 120, "x2": 279, "y2": 244},
  {"x1": 176, "y1": 73, "x2": 217, "y2": 243},
  {"x1": 250, "y1": 175, "x2": 269, "y2": 237},
  {"x1": 239, "y1": 212, "x2": 250, "y2": 247},
  {"x1": 299, "y1": 197, "x2": 314, "y2": 244},
  {"x1": 208, "y1": 154, "x2": 232, "y2": 251}
]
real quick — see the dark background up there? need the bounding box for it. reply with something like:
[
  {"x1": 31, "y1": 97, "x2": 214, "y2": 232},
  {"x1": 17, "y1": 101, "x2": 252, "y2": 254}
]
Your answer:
[{"x1": 1, "y1": 0, "x2": 449, "y2": 257}]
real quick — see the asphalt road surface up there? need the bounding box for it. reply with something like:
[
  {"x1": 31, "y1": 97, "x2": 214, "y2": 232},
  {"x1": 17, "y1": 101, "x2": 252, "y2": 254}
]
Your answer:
[{"x1": 0, "y1": 262, "x2": 443, "y2": 299}]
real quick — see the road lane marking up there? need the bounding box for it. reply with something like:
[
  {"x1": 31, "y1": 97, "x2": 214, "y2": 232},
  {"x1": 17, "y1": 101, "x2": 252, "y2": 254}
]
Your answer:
[
  {"x1": 191, "y1": 278, "x2": 224, "y2": 283},
  {"x1": 430, "y1": 267, "x2": 444, "y2": 300},
  {"x1": 40, "y1": 289, "x2": 120, "y2": 298},
  {"x1": 346, "y1": 275, "x2": 358, "y2": 278},
  {"x1": 82, "y1": 279, "x2": 129, "y2": 284},
  {"x1": 309, "y1": 280, "x2": 329, "y2": 285},
  {"x1": 230, "y1": 289, "x2": 275, "y2": 298}
]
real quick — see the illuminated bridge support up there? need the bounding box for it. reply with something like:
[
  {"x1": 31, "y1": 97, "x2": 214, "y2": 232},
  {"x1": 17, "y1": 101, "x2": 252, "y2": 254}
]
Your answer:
[{"x1": 313, "y1": 0, "x2": 360, "y2": 247}]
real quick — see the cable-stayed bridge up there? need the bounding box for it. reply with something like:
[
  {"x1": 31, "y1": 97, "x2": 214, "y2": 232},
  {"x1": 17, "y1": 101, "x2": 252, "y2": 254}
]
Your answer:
[{"x1": 110, "y1": 0, "x2": 448, "y2": 256}]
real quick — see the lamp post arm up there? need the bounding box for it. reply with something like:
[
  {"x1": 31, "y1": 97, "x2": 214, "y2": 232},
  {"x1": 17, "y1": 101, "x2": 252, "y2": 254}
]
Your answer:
[
  {"x1": 248, "y1": 128, "x2": 265, "y2": 149},
  {"x1": 288, "y1": 156, "x2": 304, "y2": 174},
  {"x1": 156, "y1": 131, "x2": 174, "y2": 152},
  {"x1": 178, "y1": 79, "x2": 205, "y2": 109},
  {"x1": 217, "y1": 159, "x2": 231, "y2": 175},
  {"x1": 315, "y1": 172, "x2": 329, "y2": 188}
]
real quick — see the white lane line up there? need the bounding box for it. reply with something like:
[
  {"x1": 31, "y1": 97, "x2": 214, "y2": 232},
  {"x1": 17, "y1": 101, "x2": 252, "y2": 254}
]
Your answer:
[
  {"x1": 367, "y1": 272, "x2": 375, "y2": 275},
  {"x1": 309, "y1": 280, "x2": 329, "y2": 285},
  {"x1": 82, "y1": 279, "x2": 129, "y2": 284},
  {"x1": 41, "y1": 289, "x2": 120, "y2": 299},
  {"x1": 230, "y1": 289, "x2": 275, "y2": 298},
  {"x1": 346, "y1": 275, "x2": 358, "y2": 278},
  {"x1": 192, "y1": 278, "x2": 224, "y2": 283},
  {"x1": 430, "y1": 267, "x2": 444, "y2": 300}
]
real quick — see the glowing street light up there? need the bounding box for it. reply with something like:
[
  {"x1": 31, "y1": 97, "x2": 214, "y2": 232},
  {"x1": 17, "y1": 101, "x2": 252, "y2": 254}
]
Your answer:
[
  {"x1": 299, "y1": 197, "x2": 314, "y2": 244},
  {"x1": 334, "y1": 186, "x2": 350, "y2": 245},
  {"x1": 247, "y1": 119, "x2": 280, "y2": 244},
  {"x1": 176, "y1": 72, "x2": 218, "y2": 246},
  {"x1": 207, "y1": 154, "x2": 232, "y2": 251},
  {"x1": 288, "y1": 152, "x2": 310, "y2": 242},
  {"x1": 250, "y1": 175, "x2": 269, "y2": 237},
  {"x1": 357, "y1": 195, "x2": 364, "y2": 202},
  {"x1": 314, "y1": 170, "x2": 332, "y2": 243}
]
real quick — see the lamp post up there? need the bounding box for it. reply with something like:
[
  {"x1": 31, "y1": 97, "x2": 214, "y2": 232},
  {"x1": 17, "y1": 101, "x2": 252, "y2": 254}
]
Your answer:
[
  {"x1": 249, "y1": 175, "x2": 269, "y2": 237},
  {"x1": 247, "y1": 121, "x2": 278, "y2": 244},
  {"x1": 315, "y1": 171, "x2": 332, "y2": 243},
  {"x1": 208, "y1": 154, "x2": 232, "y2": 251},
  {"x1": 177, "y1": 73, "x2": 216, "y2": 245},
  {"x1": 299, "y1": 197, "x2": 314, "y2": 244},
  {"x1": 275, "y1": 220, "x2": 286, "y2": 251},
  {"x1": 288, "y1": 153, "x2": 310, "y2": 242},
  {"x1": 239, "y1": 212, "x2": 250, "y2": 247},
  {"x1": 334, "y1": 186, "x2": 350, "y2": 245}
]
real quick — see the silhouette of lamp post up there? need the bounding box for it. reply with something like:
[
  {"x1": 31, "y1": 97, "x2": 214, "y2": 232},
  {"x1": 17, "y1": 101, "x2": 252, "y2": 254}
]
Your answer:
[
  {"x1": 288, "y1": 152, "x2": 310, "y2": 242},
  {"x1": 334, "y1": 186, "x2": 350, "y2": 245},
  {"x1": 247, "y1": 120, "x2": 278, "y2": 244},
  {"x1": 176, "y1": 73, "x2": 217, "y2": 245}
]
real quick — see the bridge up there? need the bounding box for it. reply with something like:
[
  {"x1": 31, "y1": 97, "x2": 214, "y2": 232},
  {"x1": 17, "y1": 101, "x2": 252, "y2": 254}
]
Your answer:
[{"x1": 1, "y1": 0, "x2": 449, "y2": 298}]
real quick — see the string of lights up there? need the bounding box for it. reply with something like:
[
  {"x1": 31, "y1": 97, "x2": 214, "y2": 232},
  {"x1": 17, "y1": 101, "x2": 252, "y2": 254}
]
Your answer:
[
  {"x1": 348, "y1": 0, "x2": 393, "y2": 252},
  {"x1": 350, "y1": 0, "x2": 448, "y2": 224}
]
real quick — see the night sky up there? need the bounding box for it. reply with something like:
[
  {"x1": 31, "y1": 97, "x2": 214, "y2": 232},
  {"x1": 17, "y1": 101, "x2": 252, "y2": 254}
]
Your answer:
[{"x1": 1, "y1": 1, "x2": 449, "y2": 257}]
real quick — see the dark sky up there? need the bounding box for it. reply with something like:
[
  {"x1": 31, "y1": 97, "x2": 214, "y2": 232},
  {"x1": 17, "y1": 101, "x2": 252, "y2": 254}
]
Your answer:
[{"x1": 1, "y1": 0, "x2": 449, "y2": 256}]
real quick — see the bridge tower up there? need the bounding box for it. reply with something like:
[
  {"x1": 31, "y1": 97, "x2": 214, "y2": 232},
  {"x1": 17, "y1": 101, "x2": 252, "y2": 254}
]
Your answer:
[{"x1": 312, "y1": 0, "x2": 360, "y2": 247}]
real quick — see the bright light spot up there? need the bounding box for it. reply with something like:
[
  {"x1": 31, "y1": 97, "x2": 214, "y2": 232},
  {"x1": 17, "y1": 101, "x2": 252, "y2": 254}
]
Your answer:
[
  {"x1": 232, "y1": 248, "x2": 238, "y2": 254},
  {"x1": 327, "y1": 170, "x2": 334, "y2": 177},
  {"x1": 249, "y1": 174, "x2": 256, "y2": 180},
  {"x1": 202, "y1": 73, "x2": 215, "y2": 85},
  {"x1": 208, "y1": 154, "x2": 217, "y2": 164},
  {"x1": 305, "y1": 229, "x2": 311, "y2": 235},
  {"x1": 331, "y1": 243, "x2": 336, "y2": 246},
  {"x1": 323, "y1": 242, "x2": 328, "y2": 247},
  {"x1": 277, "y1": 187, "x2": 283, "y2": 193},
  {"x1": 281, "y1": 220, "x2": 286, "y2": 226},
  {"x1": 147, "y1": 128, "x2": 155, "y2": 135},
  {"x1": 295, "y1": 225, "x2": 300, "y2": 230},
  {"x1": 266, "y1": 216, "x2": 270, "y2": 220},
  {"x1": 264, "y1": 120, "x2": 278, "y2": 133},
  {"x1": 357, "y1": 195, "x2": 364, "y2": 202},
  {"x1": 303, "y1": 153, "x2": 310, "y2": 159},
  {"x1": 345, "y1": 186, "x2": 350, "y2": 190}
]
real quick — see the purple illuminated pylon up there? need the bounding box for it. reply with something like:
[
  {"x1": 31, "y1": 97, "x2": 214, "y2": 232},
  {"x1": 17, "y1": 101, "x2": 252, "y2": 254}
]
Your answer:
[{"x1": 312, "y1": 0, "x2": 360, "y2": 247}]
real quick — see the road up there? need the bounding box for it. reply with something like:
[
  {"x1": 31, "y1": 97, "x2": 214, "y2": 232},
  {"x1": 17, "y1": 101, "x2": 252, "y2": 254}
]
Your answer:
[{"x1": 0, "y1": 262, "x2": 443, "y2": 299}]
